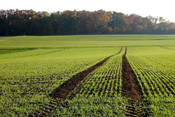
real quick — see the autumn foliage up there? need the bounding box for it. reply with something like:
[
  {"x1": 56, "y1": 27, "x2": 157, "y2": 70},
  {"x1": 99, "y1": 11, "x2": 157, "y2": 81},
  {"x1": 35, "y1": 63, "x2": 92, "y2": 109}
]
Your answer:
[{"x1": 0, "y1": 9, "x2": 175, "y2": 35}]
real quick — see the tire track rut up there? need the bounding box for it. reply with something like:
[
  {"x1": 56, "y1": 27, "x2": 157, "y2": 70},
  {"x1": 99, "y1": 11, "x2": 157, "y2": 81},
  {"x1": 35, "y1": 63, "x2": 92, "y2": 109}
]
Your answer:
[
  {"x1": 29, "y1": 47, "x2": 123, "y2": 117},
  {"x1": 122, "y1": 47, "x2": 143, "y2": 117}
]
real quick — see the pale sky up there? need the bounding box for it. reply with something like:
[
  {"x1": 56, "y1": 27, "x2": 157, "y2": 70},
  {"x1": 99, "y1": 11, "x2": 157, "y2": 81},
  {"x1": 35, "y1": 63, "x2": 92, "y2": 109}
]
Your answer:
[{"x1": 0, "y1": 0, "x2": 175, "y2": 22}]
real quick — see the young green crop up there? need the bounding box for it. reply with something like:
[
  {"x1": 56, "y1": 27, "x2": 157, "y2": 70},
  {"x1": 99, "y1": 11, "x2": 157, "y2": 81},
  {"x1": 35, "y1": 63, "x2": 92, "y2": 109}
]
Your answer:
[
  {"x1": 52, "y1": 48, "x2": 126, "y2": 116},
  {"x1": 76, "y1": 49, "x2": 124, "y2": 98},
  {"x1": 0, "y1": 47, "x2": 121, "y2": 116},
  {"x1": 0, "y1": 48, "x2": 35, "y2": 55},
  {"x1": 1, "y1": 35, "x2": 175, "y2": 116},
  {"x1": 127, "y1": 46, "x2": 175, "y2": 116},
  {"x1": 1, "y1": 35, "x2": 175, "y2": 48},
  {"x1": 53, "y1": 96, "x2": 125, "y2": 117}
]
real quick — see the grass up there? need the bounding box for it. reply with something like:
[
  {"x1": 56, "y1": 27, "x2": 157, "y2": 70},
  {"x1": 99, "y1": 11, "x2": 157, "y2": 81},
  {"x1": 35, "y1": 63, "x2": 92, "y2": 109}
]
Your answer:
[
  {"x1": 127, "y1": 46, "x2": 175, "y2": 116},
  {"x1": 0, "y1": 48, "x2": 35, "y2": 55},
  {"x1": 75, "y1": 50, "x2": 124, "y2": 98},
  {"x1": 0, "y1": 35, "x2": 175, "y2": 116},
  {"x1": 1, "y1": 35, "x2": 175, "y2": 48},
  {"x1": 53, "y1": 96, "x2": 125, "y2": 117},
  {"x1": 143, "y1": 97, "x2": 175, "y2": 116},
  {"x1": 0, "y1": 46, "x2": 121, "y2": 116}
]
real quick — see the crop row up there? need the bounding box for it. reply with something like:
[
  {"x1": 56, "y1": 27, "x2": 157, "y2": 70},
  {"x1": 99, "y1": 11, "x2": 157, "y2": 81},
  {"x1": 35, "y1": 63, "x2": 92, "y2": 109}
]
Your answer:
[
  {"x1": 0, "y1": 47, "x2": 120, "y2": 116},
  {"x1": 76, "y1": 49, "x2": 124, "y2": 98},
  {"x1": 127, "y1": 47, "x2": 175, "y2": 97},
  {"x1": 127, "y1": 46, "x2": 175, "y2": 116},
  {"x1": 53, "y1": 49, "x2": 126, "y2": 116}
]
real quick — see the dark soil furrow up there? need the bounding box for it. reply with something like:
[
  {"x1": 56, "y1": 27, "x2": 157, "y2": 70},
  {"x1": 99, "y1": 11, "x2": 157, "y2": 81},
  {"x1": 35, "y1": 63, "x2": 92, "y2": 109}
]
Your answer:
[
  {"x1": 122, "y1": 47, "x2": 143, "y2": 116},
  {"x1": 122, "y1": 47, "x2": 143, "y2": 100},
  {"x1": 29, "y1": 47, "x2": 123, "y2": 117},
  {"x1": 50, "y1": 47, "x2": 122, "y2": 100}
]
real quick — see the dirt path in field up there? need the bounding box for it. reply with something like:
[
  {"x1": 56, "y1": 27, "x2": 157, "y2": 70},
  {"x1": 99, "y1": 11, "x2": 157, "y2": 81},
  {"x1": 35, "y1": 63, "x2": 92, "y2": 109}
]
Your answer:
[
  {"x1": 49, "y1": 47, "x2": 122, "y2": 100},
  {"x1": 122, "y1": 47, "x2": 143, "y2": 100},
  {"x1": 122, "y1": 47, "x2": 143, "y2": 116},
  {"x1": 29, "y1": 48, "x2": 122, "y2": 116}
]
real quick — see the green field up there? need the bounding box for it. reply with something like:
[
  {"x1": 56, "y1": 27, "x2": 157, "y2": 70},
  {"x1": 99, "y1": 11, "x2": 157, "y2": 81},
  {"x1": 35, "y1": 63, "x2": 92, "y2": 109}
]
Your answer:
[{"x1": 0, "y1": 35, "x2": 175, "y2": 116}]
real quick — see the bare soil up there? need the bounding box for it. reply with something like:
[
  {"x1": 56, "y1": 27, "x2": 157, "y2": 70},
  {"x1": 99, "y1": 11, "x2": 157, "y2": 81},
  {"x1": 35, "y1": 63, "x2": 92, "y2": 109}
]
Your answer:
[
  {"x1": 29, "y1": 48, "x2": 123, "y2": 116},
  {"x1": 122, "y1": 48, "x2": 144, "y2": 117},
  {"x1": 122, "y1": 47, "x2": 143, "y2": 100},
  {"x1": 49, "y1": 48, "x2": 122, "y2": 100}
]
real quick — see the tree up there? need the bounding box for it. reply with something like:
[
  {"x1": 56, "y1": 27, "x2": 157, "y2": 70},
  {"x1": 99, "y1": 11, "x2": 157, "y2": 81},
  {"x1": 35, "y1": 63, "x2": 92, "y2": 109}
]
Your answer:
[{"x1": 0, "y1": 9, "x2": 175, "y2": 35}]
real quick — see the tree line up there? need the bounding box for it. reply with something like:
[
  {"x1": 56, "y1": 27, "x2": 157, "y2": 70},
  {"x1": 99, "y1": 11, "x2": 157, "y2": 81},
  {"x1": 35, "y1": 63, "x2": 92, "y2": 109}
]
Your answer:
[{"x1": 0, "y1": 9, "x2": 175, "y2": 36}]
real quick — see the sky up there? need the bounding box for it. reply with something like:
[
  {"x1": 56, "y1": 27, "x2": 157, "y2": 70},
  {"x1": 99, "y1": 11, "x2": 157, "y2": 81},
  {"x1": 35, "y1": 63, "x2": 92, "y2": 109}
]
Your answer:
[{"x1": 0, "y1": 0, "x2": 175, "y2": 22}]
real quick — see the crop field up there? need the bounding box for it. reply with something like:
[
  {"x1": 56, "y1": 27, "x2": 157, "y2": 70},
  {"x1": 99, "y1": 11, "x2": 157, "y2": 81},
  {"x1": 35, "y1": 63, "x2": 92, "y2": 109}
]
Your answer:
[
  {"x1": 0, "y1": 35, "x2": 175, "y2": 116},
  {"x1": 127, "y1": 46, "x2": 175, "y2": 116}
]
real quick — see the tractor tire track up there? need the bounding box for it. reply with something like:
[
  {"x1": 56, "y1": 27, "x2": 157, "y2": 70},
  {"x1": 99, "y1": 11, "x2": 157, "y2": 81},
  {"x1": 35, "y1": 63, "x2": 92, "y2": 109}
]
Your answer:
[
  {"x1": 122, "y1": 47, "x2": 143, "y2": 117},
  {"x1": 29, "y1": 47, "x2": 123, "y2": 117},
  {"x1": 50, "y1": 47, "x2": 122, "y2": 100}
]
